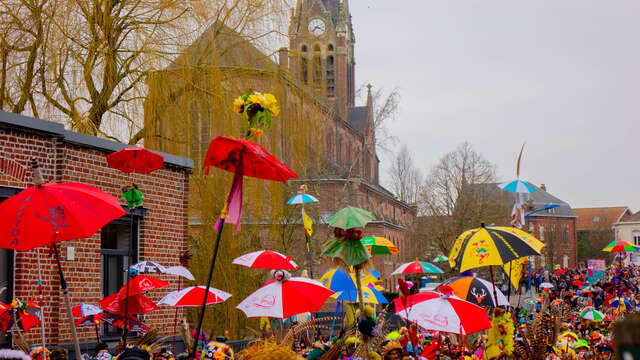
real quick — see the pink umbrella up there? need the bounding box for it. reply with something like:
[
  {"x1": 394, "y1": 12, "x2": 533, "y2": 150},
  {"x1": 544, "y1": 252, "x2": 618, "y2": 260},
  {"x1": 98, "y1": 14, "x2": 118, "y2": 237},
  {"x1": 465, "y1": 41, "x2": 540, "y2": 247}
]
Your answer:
[
  {"x1": 236, "y1": 276, "x2": 334, "y2": 319},
  {"x1": 394, "y1": 286, "x2": 491, "y2": 335},
  {"x1": 232, "y1": 250, "x2": 297, "y2": 270},
  {"x1": 158, "y1": 286, "x2": 231, "y2": 307}
]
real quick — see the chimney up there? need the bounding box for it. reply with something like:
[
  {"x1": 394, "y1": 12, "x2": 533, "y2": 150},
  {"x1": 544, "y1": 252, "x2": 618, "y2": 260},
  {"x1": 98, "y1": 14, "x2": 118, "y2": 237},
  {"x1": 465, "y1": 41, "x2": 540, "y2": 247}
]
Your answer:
[
  {"x1": 540, "y1": 184, "x2": 547, "y2": 192},
  {"x1": 278, "y1": 47, "x2": 288, "y2": 69}
]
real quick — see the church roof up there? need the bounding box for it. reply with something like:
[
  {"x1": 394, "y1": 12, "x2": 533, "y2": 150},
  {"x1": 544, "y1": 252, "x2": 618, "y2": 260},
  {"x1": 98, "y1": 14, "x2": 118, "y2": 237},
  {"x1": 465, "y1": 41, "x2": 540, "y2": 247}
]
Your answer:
[{"x1": 347, "y1": 106, "x2": 367, "y2": 135}]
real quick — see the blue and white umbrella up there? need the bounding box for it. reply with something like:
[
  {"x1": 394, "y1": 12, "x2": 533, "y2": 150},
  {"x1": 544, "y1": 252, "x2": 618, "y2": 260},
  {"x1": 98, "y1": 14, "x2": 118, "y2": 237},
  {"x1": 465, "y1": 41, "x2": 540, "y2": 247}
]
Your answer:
[
  {"x1": 498, "y1": 180, "x2": 536, "y2": 194},
  {"x1": 286, "y1": 193, "x2": 319, "y2": 204}
]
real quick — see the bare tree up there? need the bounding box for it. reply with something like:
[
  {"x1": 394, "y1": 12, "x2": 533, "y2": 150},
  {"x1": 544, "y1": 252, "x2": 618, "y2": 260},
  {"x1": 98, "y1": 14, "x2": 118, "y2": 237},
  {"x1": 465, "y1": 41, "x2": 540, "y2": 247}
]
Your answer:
[
  {"x1": 417, "y1": 141, "x2": 511, "y2": 255},
  {"x1": 388, "y1": 144, "x2": 421, "y2": 204}
]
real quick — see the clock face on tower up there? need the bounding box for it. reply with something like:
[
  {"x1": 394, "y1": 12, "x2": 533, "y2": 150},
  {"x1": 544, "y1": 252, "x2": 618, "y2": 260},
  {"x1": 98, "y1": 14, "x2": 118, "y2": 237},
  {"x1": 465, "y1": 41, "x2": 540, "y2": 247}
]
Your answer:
[{"x1": 308, "y1": 18, "x2": 326, "y2": 36}]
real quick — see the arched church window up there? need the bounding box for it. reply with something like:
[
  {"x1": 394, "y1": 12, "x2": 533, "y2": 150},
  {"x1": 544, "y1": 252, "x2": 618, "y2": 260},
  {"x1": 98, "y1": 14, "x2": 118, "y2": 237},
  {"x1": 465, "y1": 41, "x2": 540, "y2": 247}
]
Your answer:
[
  {"x1": 301, "y1": 57, "x2": 308, "y2": 84},
  {"x1": 301, "y1": 45, "x2": 308, "y2": 52},
  {"x1": 326, "y1": 55, "x2": 334, "y2": 97},
  {"x1": 313, "y1": 44, "x2": 322, "y2": 87},
  {"x1": 328, "y1": 44, "x2": 334, "y2": 52}
]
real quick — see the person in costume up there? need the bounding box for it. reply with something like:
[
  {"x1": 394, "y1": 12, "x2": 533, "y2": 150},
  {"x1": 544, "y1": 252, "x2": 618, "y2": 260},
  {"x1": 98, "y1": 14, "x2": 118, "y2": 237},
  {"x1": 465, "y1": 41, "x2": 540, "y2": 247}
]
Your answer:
[
  {"x1": 95, "y1": 343, "x2": 112, "y2": 360},
  {"x1": 322, "y1": 227, "x2": 370, "y2": 269},
  {"x1": 382, "y1": 342, "x2": 403, "y2": 360},
  {"x1": 200, "y1": 342, "x2": 233, "y2": 360},
  {"x1": 485, "y1": 308, "x2": 514, "y2": 359}
]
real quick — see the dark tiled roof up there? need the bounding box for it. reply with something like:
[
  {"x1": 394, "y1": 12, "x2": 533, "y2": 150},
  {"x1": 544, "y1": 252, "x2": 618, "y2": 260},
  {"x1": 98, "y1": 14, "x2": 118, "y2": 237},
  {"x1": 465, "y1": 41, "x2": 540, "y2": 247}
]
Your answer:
[
  {"x1": 490, "y1": 182, "x2": 576, "y2": 217},
  {"x1": 347, "y1": 106, "x2": 367, "y2": 134}
]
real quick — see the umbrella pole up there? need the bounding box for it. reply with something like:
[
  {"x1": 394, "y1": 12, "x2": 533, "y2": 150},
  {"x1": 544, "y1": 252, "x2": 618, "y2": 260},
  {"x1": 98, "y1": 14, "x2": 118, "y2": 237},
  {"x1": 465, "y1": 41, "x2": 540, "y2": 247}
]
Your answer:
[
  {"x1": 172, "y1": 277, "x2": 181, "y2": 353},
  {"x1": 507, "y1": 261, "x2": 513, "y2": 303},
  {"x1": 95, "y1": 323, "x2": 100, "y2": 343},
  {"x1": 36, "y1": 248, "x2": 47, "y2": 354},
  {"x1": 190, "y1": 219, "x2": 225, "y2": 359},
  {"x1": 52, "y1": 242, "x2": 82, "y2": 360},
  {"x1": 123, "y1": 207, "x2": 134, "y2": 346},
  {"x1": 354, "y1": 267, "x2": 365, "y2": 317},
  {"x1": 489, "y1": 266, "x2": 498, "y2": 308}
]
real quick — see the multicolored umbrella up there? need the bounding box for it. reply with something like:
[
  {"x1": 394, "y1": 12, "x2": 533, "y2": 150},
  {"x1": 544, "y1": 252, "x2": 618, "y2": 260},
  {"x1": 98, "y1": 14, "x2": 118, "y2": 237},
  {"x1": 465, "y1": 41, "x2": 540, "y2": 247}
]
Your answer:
[
  {"x1": 449, "y1": 224, "x2": 545, "y2": 272},
  {"x1": 327, "y1": 207, "x2": 373, "y2": 230},
  {"x1": 393, "y1": 287, "x2": 491, "y2": 335},
  {"x1": 0, "y1": 300, "x2": 41, "y2": 333},
  {"x1": 579, "y1": 307, "x2": 605, "y2": 321},
  {"x1": 232, "y1": 250, "x2": 297, "y2": 270},
  {"x1": 333, "y1": 285, "x2": 388, "y2": 304},
  {"x1": 602, "y1": 240, "x2": 640, "y2": 253},
  {"x1": 433, "y1": 255, "x2": 448, "y2": 263},
  {"x1": 498, "y1": 180, "x2": 536, "y2": 194},
  {"x1": 551, "y1": 299, "x2": 564, "y2": 307},
  {"x1": 609, "y1": 297, "x2": 631, "y2": 311},
  {"x1": 158, "y1": 286, "x2": 232, "y2": 307},
  {"x1": 441, "y1": 276, "x2": 508, "y2": 307},
  {"x1": 286, "y1": 193, "x2": 318, "y2": 204},
  {"x1": 392, "y1": 261, "x2": 443, "y2": 275},
  {"x1": 319, "y1": 267, "x2": 382, "y2": 293},
  {"x1": 559, "y1": 331, "x2": 579, "y2": 341},
  {"x1": 236, "y1": 277, "x2": 334, "y2": 319},
  {"x1": 361, "y1": 236, "x2": 399, "y2": 255},
  {"x1": 106, "y1": 147, "x2": 164, "y2": 174},
  {"x1": 581, "y1": 286, "x2": 596, "y2": 297}
]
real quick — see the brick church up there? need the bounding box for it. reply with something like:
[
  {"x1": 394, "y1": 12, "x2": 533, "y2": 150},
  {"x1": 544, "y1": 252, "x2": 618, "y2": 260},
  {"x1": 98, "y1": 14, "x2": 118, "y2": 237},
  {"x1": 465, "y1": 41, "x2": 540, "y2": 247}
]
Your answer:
[{"x1": 145, "y1": 0, "x2": 417, "y2": 282}]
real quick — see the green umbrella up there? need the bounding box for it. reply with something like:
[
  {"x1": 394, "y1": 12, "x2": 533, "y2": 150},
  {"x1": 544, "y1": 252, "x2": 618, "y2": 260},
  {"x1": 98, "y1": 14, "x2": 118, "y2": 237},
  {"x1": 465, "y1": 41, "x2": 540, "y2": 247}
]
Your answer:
[{"x1": 327, "y1": 206, "x2": 373, "y2": 230}]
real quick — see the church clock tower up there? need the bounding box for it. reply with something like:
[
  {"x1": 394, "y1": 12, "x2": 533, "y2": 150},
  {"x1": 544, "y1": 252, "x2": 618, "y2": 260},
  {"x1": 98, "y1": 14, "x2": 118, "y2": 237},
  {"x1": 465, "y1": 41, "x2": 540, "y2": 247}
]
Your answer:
[{"x1": 288, "y1": 0, "x2": 355, "y2": 120}]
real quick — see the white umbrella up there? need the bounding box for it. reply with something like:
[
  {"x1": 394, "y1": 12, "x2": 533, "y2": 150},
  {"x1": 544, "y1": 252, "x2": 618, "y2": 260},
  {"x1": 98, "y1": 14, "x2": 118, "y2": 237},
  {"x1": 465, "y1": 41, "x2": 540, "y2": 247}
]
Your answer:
[
  {"x1": 166, "y1": 266, "x2": 195, "y2": 280},
  {"x1": 540, "y1": 282, "x2": 554, "y2": 289},
  {"x1": 131, "y1": 261, "x2": 167, "y2": 274},
  {"x1": 159, "y1": 286, "x2": 231, "y2": 307}
]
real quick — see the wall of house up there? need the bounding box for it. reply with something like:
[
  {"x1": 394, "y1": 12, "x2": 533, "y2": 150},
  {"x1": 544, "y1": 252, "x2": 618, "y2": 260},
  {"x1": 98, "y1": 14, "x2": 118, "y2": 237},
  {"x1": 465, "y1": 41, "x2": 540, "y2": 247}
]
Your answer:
[
  {"x1": 0, "y1": 120, "x2": 191, "y2": 346},
  {"x1": 529, "y1": 216, "x2": 578, "y2": 269}
]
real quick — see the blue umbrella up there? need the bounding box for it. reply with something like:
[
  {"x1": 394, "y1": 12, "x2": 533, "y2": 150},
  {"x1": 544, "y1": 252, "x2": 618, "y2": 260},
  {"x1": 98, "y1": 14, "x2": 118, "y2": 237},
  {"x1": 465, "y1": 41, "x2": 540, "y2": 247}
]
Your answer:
[
  {"x1": 499, "y1": 180, "x2": 536, "y2": 194},
  {"x1": 334, "y1": 286, "x2": 388, "y2": 304},
  {"x1": 286, "y1": 193, "x2": 319, "y2": 204}
]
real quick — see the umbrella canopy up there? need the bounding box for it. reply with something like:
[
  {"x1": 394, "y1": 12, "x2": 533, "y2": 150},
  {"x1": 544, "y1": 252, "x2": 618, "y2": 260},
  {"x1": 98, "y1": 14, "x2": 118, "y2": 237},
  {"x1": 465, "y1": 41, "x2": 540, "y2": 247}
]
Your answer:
[
  {"x1": 609, "y1": 297, "x2": 631, "y2": 310},
  {"x1": 551, "y1": 299, "x2": 564, "y2": 307},
  {"x1": 579, "y1": 307, "x2": 605, "y2": 321},
  {"x1": 130, "y1": 261, "x2": 167, "y2": 274},
  {"x1": 361, "y1": 236, "x2": 399, "y2": 255},
  {"x1": 106, "y1": 147, "x2": 164, "y2": 174},
  {"x1": 113, "y1": 275, "x2": 170, "y2": 299},
  {"x1": 327, "y1": 207, "x2": 373, "y2": 230},
  {"x1": 602, "y1": 240, "x2": 640, "y2": 252},
  {"x1": 442, "y1": 276, "x2": 509, "y2": 307},
  {"x1": 158, "y1": 286, "x2": 231, "y2": 307},
  {"x1": 0, "y1": 182, "x2": 126, "y2": 251},
  {"x1": 553, "y1": 269, "x2": 567, "y2": 275},
  {"x1": 333, "y1": 285, "x2": 388, "y2": 304},
  {"x1": 581, "y1": 286, "x2": 596, "y2": 297},
  {"x1": 100, "y1": 293, "x2": 159, "y2": 315},
  {"x1": 433, "y1": 255, "x2": 448, "y2": 263},
  {"x1": 393, "y1": 289, "x2": 491, "y2": 335},
  {"x1": 165, "y1": 266, "x2": 195, "y2": 280},
  {"x1": 71, "y1": 303, "x2": 102, "y2": 318},
  {"x1": 392, "y1": 261, "x2": 443, "y2": 275},
  {"x1": 203, "y1": 136, "x2": 297, "y2": 182},
  {"x1": 540, "y1": 282, "x2": 554, "y2": 289},
  {"x1": 76, "y1": 312, "x2": 149, "y2": 332},
  {"x1": 449, "y1": 224, "x2": 545, "y2": 273},
  {"x1": 286, "y1": 194, "x2": 318, "y2": 204},
  {"x1": 396, "y1": 281, "x2": 414, "y2": 291},
  {"x1": 236, "y1": 277, "x2": 334, "y2": 319},
  {"x1": 0, "y1": 300, "x2": 41, "y2": 333},
  {"x1": 498, "y1": 180, "x2": 536, "y2": 194},
  {"x1": 319, "y1": 267, "x2": 382, "y2": 293},
  {"x1": 232, "y1": 250, "x2": 297, "y2": 270}
]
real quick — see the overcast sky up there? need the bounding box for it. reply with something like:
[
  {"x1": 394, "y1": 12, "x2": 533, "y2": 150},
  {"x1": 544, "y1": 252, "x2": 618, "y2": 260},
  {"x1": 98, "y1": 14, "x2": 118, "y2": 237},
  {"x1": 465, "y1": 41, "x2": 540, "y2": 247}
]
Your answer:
[{"x1": 349, "y1": 1, "x2": 640, "y2": 212}]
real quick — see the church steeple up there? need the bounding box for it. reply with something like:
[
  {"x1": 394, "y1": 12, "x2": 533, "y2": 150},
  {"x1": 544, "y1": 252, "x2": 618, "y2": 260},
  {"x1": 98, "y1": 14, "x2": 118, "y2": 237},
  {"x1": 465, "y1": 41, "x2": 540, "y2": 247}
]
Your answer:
[{"x1": 288, "y1": 0, "x2": 355, "y2": 121}]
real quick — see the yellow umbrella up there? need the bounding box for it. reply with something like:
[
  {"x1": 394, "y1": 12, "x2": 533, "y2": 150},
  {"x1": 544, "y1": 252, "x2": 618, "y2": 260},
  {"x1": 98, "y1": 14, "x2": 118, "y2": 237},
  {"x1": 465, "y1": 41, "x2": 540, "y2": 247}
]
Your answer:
[{"x1": 361, "y1": 236, "x2": 399, "y2": 255}]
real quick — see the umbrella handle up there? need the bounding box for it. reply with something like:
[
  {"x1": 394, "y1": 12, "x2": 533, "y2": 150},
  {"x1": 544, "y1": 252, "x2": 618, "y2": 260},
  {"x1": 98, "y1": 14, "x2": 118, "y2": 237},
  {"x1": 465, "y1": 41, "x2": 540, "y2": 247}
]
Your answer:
[{"x1": 52, "y1": 242, "x2": 82, "y2": 360}]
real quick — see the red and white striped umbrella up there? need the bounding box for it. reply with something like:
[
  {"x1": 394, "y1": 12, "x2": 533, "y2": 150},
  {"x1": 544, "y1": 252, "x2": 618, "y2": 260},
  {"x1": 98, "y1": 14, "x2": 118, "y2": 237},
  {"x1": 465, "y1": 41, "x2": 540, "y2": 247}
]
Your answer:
[
  {"x1": 236, "y1": 277, "x2": 333, "y2": 319},
  {"x1": 158, "y1": 286, "x2": 231, "y2": 307},
  {"x1": 394, "y1": 286, "x2": 490, "y2": 335},
  {"x1": 232, "y1": 250, "x2": 297, "y2": 270}
]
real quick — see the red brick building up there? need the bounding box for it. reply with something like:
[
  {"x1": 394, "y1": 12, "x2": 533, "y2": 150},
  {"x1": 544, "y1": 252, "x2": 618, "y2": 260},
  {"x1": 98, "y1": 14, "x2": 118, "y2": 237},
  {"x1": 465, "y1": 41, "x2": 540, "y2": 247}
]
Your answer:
[{"x1": 0, "y1": 112, "x2": 192, "y2": 352}]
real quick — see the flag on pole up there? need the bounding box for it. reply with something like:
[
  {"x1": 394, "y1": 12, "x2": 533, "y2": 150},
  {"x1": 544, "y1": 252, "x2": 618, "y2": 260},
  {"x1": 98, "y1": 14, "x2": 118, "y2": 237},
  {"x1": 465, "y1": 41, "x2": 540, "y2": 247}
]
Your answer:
[
  {"x1": 303, "y1": 208, "x2": 313, "y2": 237},
  {"x1": 504, "y1": 257, "x2": 526, "y2": 290}
]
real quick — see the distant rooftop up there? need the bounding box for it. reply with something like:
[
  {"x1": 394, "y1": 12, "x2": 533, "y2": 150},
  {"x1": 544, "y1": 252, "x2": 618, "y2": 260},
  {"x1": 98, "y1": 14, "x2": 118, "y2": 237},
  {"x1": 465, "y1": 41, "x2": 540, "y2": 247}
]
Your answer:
[
  {"x1": 573, "y1": 206, "x2": 631, "y2": 230},
  {"x1": 492, "y1": 181, "x2": 576, "y2": 217}
]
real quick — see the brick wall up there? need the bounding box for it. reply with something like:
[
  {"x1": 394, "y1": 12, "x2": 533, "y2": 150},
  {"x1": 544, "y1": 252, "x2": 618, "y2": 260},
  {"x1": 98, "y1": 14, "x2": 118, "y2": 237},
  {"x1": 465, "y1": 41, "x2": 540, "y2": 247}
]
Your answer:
[
  {"x1": 0, "y1": 117, "x2": 191, "y2": 347},
  {"x1": 529, "y1": 216, "x2": 578, "y2": 269}
]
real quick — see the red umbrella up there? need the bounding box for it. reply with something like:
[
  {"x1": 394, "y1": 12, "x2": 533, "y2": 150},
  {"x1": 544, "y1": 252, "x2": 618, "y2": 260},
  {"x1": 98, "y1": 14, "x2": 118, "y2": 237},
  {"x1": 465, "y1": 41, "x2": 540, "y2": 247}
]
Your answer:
[
  {"x1": 192, "y1": 136, "x2": 298, "y2": 356},
  {"x1": 572, "y1": 280, "x2": 583, "y2": 288},
  {"x1": 0, "y1": 300, "x2": 42, "y2": 333},
  {"x1": 393, "y1": 287, "x2": 491, "y2": 335},
  {"x1": 0, "y1": 169, "x2": 125, "y2": 360},
  {"x1": 158, "y1": 286, "x2": 232, "y2": 307},
  {"x1": 113, "y1": 275, "x2": 170, "y2": 298},
  {"x1": 75, "y1": 312, "x2": 148, "y2": 341},
  {"x1": 232, "y1": 250, "x2": 298, "y2": 270},
  {"x1": 0, "y1": 182, "x2": 126, "y2": 251},
  {"x1": 553, "y1": 269, "x2": 567, "y2": 275},
  {"x1": 100, "y1": 293, "x2": 159, "y2": 315},
  {"x1": 203, "y1": 136, "x2": 297, "y2": 182},
  {"x1": 106, "y1": 147, "x2": 164, "y2": 174},
  {"x1": 71, "y1": 303, "x2": 102, "y2": 318}
]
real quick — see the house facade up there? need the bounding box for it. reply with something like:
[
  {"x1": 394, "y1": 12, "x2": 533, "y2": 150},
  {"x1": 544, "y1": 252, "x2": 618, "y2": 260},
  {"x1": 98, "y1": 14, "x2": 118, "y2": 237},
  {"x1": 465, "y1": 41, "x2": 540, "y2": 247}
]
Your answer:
[
  {"x1": 574, "y1": 207, "x2": 632, "y2": 263},
  {"x1": 613, "y1": 211, "x2": 640, "y2": 265},
  {"x1": 0, "y1": 112, "x2": 192, "y2": 352}
]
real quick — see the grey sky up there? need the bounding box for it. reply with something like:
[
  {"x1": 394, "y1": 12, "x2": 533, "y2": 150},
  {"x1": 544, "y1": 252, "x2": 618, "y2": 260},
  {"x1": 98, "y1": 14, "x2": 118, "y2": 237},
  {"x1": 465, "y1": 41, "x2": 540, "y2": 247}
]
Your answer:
[{"x1": 349, "y1": 1, "x2": 640, "y2": 212}]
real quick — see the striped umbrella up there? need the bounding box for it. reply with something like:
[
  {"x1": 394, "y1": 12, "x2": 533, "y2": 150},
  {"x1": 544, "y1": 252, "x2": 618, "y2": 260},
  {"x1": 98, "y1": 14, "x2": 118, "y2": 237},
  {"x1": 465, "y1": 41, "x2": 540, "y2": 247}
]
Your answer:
[
  {"x1": 579, "y1": 307, "x2": 605, "y2": 321},
  {"x1": 433, "y1": 255, "x2": 448, "y2": 263},
  {"x1": 551, "y1": 299, "x2": 564, "y2": 307},
  {"x1": 581, "y1": 286, "x2": 596, "y2": 297},
  {"x1": 449, "y1": 224, "x2": 545, "y2": 273},
  {"x1": 602, "y1": 240, "x2": 640, "y2": 253},
  {"x1": 232, "y1": 250, "x2": 297, "y2": 270},
  {"x1": 333, "y1": 285, "x2": 388, "y2": 304},
  {"x1": 609, "y1": 297, "x2": 631, "y2": 311},
  {"x1": 286, "y1": 193, "x2": 319, "y2": 205},
  {"x1": 441, "y1": 276, "x2": 508, "y2": 307},
  {"x1": 392, "y1": 261, "x2": 443, "y2": 275},
  {"x1": 498, "y1": 180, "x2": 536, "y2": 194},
  {"x1": 319, "y1": 267, "x2": 382, "y2": 293},
  {"x1": 361, "y1": 236, "x2": 399, "y2": 255}
]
